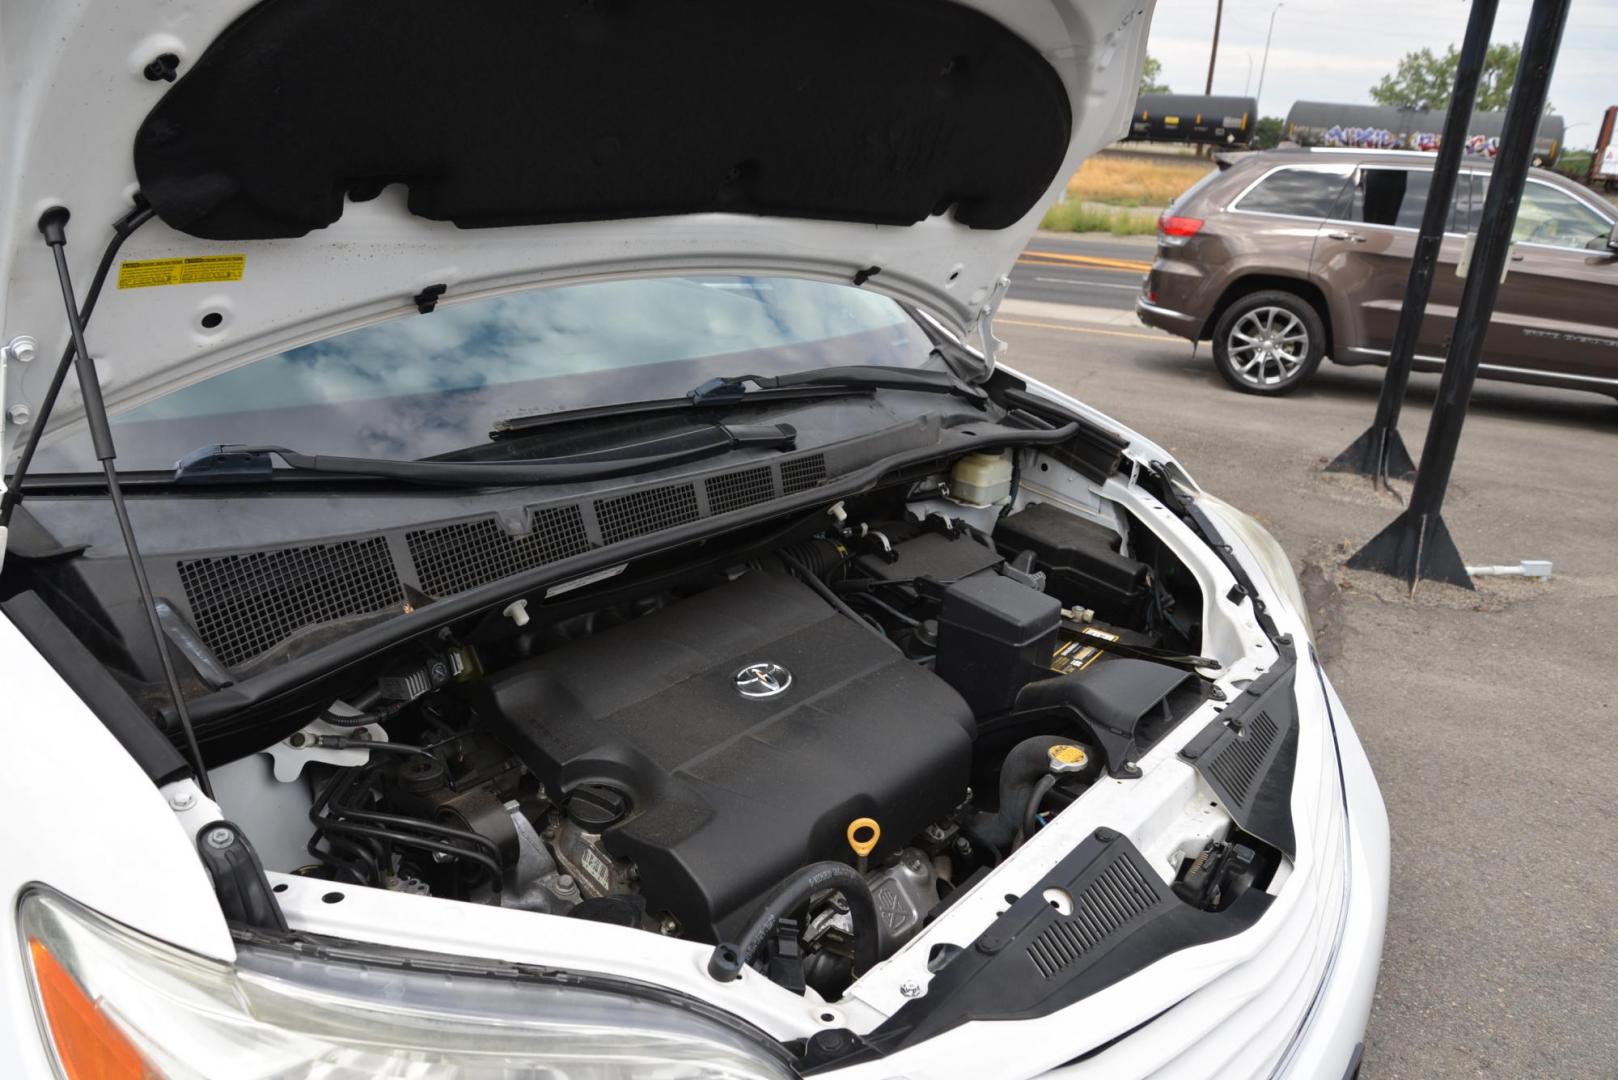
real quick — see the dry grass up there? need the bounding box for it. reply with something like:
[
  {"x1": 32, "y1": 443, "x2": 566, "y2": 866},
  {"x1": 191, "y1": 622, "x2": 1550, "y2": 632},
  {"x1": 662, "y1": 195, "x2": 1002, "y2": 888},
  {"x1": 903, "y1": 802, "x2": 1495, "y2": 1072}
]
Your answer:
[
  {"x1": 1063, "y1": 155, "x2": 1215, "y2": 208},
  {"x1": 1039, "y1": 201, "x2": 1159, "y2": 235}
]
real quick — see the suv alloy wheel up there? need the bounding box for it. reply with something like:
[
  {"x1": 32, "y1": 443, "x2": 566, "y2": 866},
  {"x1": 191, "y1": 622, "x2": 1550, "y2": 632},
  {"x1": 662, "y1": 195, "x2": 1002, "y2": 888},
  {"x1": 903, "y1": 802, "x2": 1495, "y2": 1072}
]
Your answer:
[{"x1": 1212, "y1": 290, "x2": 1326, "y2": 395}]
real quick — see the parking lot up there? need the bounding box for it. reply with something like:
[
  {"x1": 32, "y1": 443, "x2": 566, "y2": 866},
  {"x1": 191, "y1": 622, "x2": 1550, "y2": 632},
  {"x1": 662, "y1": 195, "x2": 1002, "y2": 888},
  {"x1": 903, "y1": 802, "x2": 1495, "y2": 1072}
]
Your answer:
[{"x1": 998, "y1": 262, "x2": 1618, "y2": 1078}]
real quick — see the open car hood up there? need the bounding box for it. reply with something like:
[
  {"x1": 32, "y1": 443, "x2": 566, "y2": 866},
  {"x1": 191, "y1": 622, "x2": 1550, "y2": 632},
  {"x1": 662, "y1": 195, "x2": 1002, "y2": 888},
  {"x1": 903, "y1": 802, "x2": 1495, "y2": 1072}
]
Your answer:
[{"x1": 0, "y1": 0, "x2": 1152, "y2": 462}]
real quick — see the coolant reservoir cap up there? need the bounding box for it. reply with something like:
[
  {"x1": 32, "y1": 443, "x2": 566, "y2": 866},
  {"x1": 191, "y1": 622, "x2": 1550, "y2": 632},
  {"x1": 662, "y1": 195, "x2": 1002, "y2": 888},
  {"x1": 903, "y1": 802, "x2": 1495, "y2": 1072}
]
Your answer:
[
  {"x1": 1047, "y1": 744, "x2": 1090, "y2": 773},
  {"x1": 566, "y1": 784, "x2": 630, "y2": 830}
]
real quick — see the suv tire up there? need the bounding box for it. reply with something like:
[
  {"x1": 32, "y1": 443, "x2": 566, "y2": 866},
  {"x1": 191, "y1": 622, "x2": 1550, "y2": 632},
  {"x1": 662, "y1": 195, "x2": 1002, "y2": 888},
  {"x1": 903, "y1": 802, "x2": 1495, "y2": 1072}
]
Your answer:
[{"x1": 1212, "y1": 290, "x2": 1325, "y2": 395}]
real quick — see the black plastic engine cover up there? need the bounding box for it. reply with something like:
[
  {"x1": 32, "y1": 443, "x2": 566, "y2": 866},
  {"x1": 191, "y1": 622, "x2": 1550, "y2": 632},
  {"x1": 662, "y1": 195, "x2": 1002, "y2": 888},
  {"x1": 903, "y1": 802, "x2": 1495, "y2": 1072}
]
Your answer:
[{"x1": 480, "y1": 571, "x2": 975, "y2": 941}]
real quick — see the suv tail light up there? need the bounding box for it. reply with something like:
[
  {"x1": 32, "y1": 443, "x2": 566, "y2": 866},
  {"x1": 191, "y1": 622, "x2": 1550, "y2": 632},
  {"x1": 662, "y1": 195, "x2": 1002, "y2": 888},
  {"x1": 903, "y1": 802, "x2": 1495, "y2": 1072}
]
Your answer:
[{"x1": 1157, "y1": 214, "x2": 1203, "y2": 247}]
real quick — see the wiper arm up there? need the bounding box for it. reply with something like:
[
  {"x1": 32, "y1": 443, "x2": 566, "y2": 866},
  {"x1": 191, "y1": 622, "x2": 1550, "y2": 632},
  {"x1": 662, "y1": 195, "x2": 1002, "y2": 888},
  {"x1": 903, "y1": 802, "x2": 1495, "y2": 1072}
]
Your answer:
[
  {"x1": 174, "y1": 422, "x2": 796, "y2": 487},
  {"x1": 490, "y1": 358, "x2": 979, "y2": 440},
  {"x1": 687, "y1": 363, "x2": 988, "y2": 406}
]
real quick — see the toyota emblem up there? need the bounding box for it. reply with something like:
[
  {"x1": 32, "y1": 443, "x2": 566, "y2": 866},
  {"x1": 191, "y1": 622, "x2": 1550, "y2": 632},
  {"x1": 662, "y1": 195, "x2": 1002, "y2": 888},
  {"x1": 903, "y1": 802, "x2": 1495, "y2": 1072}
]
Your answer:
[{"x1": 734, "y1": 661, "x2": 792, "y2": 699}]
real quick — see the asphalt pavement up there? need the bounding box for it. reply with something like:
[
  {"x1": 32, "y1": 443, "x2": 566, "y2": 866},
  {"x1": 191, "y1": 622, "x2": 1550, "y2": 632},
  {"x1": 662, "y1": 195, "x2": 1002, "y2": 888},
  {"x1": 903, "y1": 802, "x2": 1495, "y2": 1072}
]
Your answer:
[
  {"x1": 1007, "y1": 231, "x2": 1154, "y2": 308},
  {"x1": 997, "y1": 242, "x2": 1618, "y2": 1079}
]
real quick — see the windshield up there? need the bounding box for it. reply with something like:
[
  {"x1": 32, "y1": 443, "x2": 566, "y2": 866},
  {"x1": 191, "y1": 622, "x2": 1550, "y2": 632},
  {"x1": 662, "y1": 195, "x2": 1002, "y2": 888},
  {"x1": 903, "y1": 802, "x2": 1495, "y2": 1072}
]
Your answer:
[{"x1": 27, "y1": 275, "x2": 935, "y2": 474}]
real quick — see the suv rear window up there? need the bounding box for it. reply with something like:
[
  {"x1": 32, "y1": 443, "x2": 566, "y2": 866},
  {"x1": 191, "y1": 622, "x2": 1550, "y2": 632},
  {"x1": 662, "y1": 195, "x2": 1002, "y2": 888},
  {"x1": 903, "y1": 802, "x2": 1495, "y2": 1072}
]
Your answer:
[{"x1": 1233, "y1": 168, "x2": 1350, "y2": 219}]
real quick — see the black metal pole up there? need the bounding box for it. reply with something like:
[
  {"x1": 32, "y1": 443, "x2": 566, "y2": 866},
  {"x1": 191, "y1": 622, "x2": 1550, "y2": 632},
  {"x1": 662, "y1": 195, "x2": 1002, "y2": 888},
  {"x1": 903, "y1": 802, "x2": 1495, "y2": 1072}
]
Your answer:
[
  {"x1": 1325, "y1": 0, "x2": 1500, "y2": 484},
  {"x1": 1346, "y1": 0, "x2": 1572, "y2": 592},
  {"x1": 37, "y1": 207, "x2": 213, "y2": 795}
]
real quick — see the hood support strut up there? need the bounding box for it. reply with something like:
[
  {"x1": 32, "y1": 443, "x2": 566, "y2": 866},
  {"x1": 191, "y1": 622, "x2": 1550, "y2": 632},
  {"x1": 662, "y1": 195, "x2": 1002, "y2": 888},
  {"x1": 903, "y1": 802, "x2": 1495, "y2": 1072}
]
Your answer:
[
  {"x1": 0, "y1": 201, "x2": 153, "y2": 528},
  {"x1": 29, "y1": 206, "x2": 213, "y2": 797}
]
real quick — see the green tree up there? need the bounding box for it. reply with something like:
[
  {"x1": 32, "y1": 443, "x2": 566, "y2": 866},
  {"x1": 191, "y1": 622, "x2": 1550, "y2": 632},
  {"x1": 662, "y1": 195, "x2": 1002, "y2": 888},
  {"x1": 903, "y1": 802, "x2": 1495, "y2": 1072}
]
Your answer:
[
  {"x1": 1252, "y1": 116, "x2": 1286, "y2": 149},
  {"x1": 1368, "y1": 42, "x2": 1550, "y2": 113},
  {"x1": 1140, "y1": 54, "x2": 1170, "y2": 95}
]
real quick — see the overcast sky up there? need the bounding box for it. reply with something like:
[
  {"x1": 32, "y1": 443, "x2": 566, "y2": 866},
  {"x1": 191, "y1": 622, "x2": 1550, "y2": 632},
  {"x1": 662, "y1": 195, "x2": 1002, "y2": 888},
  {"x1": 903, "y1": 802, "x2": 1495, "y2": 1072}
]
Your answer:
[{"x1": 1144, "y1": 0, "x2": 1617, "y2": 150}]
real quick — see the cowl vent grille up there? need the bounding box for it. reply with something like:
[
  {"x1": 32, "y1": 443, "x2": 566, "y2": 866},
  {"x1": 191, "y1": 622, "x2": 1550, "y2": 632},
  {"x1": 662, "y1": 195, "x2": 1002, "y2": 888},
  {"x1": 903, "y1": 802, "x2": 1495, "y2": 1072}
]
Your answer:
[
  {"x1": 1207, "y1": 710, "x2": 1279, "y2": 804},
  {"x1": 595, "y1": 482, "x2": 701, "y2": 545},
  {"x1": 178, "y1": 538, "x2": 404, "y2": 667},
  {"x1": 779, "y1": 453, "x2": 827, "y2": 495},
  {"x1": 1026, "y1": 855, "x2": 1160, "y2": 979},
  {"x1": 705, "y1": 465, "x2": 775, "y2": 516},
  {"x1": 407, "y1": 505, "x2": 592, "y2": 597},
  {"x1": 171, "y1": 454, "x2": 842, "y2": 668}
]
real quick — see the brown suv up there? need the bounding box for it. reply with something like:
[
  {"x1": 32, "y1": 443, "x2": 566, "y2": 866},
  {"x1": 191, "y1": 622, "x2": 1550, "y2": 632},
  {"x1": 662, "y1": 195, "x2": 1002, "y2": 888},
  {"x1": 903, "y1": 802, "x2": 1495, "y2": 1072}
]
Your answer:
[{"x1": 1135, "y1": 148, "x2": 1618, "y2": 397}]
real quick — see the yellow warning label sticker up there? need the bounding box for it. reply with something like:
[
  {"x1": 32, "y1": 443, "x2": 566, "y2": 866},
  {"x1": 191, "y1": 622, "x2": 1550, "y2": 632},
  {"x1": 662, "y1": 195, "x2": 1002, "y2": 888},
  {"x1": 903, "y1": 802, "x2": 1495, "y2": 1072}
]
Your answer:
[
  {"x1": 117, "y1": 255, "x2": 246, "y2": 289},
  {"x1": 1051, "y1": 627, "x2": 1120, "y2": 675}
]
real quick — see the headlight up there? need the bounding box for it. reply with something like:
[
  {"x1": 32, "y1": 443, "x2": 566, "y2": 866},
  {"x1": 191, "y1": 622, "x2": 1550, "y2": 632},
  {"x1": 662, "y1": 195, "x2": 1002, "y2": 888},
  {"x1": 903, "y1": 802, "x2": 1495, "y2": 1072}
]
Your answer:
[
  {"x1": 19, "y1": 888, "x2": 794, "y2": 1080},
  {"x1": 1196, "y1": 493, "x2": 1312, "y2": 640}
]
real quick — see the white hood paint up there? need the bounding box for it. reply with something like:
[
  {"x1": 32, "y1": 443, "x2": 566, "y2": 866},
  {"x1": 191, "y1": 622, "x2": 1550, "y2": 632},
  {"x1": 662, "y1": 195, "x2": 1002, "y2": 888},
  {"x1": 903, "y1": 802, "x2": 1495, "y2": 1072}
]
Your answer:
[{"x1": 0, "y1": 0, "x2": 1153, "y2": 463}]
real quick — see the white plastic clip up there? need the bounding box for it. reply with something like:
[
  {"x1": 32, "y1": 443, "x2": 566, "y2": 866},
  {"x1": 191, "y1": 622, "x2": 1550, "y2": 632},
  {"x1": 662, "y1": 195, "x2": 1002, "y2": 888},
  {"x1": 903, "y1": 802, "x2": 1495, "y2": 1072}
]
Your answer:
[{"x1": 503, "y1": 598, "x2": 531, "y2": 627}]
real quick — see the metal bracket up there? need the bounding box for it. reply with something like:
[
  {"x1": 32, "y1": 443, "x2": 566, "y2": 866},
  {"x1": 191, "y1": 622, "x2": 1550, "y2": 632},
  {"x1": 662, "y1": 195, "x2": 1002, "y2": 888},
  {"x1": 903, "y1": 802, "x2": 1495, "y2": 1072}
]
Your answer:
[
  {"x1": 0, "y1": 337, "x2": 30, "y2": 559},
  {"x1": 967, "y1": 274, "x2": 1011, "y2": 366},
  {"x1": 266, "y1": 715, "x2": 390, "y2": 781},
  {"x1": 1456, "y1": 233, "x2": 1516, "y2": 283},
  {"x1": 2, "y1": 334, "x2": 38, "y2": 436}
]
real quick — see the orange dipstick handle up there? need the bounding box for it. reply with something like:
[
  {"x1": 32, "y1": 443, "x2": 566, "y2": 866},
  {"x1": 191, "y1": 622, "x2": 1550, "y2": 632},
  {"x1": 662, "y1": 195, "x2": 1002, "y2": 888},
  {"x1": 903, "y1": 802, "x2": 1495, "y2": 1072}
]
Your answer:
[{"x1": 847, "y1": 817, "x2": 880, "y2": 872}]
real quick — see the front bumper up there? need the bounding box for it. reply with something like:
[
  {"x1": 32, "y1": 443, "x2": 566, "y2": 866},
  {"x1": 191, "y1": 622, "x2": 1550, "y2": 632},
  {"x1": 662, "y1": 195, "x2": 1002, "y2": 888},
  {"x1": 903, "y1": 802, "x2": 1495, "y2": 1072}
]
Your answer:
[{"x1": 1266, "y1": 676, "x2": 1387, "y2": 1079}]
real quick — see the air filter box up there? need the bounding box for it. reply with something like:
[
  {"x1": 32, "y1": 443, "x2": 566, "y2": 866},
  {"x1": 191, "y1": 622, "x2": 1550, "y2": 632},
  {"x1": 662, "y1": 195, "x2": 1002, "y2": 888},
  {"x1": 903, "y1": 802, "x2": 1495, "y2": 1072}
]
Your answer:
[{"x1": 995, "y1": 502, "x2": 1150, "y2": 624}]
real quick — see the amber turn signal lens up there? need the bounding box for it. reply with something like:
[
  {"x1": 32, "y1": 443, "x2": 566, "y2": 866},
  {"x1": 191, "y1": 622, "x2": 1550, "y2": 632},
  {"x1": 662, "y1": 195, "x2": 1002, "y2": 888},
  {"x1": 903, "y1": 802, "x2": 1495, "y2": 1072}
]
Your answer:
[{"x1": 28, "y1": 937, "x2": 158, "y2": 1080}]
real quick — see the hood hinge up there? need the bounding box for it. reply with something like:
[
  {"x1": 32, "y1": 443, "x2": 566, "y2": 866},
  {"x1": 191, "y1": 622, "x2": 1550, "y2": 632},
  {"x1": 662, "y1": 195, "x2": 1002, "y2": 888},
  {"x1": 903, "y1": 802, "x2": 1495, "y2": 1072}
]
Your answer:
[
  {"x1": 0, "y1": 335, "x2": 32, "y2": 568},
  {"x1": 968, "y1": 273, "x2": 1012, "y2": 368},
  {"x1": 1, "y1": 334, "x2": 38, "y2": 462}
]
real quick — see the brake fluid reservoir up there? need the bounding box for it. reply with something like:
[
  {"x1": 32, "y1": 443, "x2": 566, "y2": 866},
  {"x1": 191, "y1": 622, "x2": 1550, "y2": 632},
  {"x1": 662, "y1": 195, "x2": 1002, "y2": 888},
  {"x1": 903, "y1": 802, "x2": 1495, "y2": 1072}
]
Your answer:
[{"x1": 949, "y1": 451, "x2": 1013, "y2": 507}]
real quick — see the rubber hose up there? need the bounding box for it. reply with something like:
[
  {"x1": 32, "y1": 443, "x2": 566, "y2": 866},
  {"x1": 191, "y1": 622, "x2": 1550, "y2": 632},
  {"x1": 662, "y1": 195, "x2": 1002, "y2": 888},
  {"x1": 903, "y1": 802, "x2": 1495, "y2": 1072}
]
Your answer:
[
  {"x1": 1024, "y1": 774, "x2": 1057, "y2": 837},
  {"x1": 778, "y1": 537, "x2": 847, "y2": 579},
  {"x1": 778, "y1": 552, "x2": 900, "y2": 652},
  {"x1": 731, "y1": 861, "x2": 879, "y2": 976},
  {"x1": 973, "y1": 735, "x2": 1073, "y2": 849}
]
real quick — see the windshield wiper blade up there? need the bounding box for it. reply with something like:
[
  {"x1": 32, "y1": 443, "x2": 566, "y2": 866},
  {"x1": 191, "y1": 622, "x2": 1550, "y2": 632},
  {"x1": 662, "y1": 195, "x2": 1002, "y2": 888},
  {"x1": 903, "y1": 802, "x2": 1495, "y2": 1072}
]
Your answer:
[
  {"x1": 687, "y1": 363, "x2": 988, "y2": 406},
  {"x1": 489, "y1": 383, "x2": 867, "y2": 440},
  {"x1": 174, "y1": 422, "x2": 796, "y2": 487}
]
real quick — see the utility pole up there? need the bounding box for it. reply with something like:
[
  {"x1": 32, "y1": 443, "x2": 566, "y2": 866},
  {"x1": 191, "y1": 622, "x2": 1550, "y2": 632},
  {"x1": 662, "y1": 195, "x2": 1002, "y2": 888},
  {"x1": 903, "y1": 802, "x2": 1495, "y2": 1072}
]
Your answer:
[
  {"x1": 1200, "y1": 0, "x2": 1224, "y2": 158},
  {"x1": 1203, "y1": 0, "x2": 1224, "y2": 95},
  {"x1": 1346, "y1": 0, "x2": 1572, "y2": 592},
  {"x1": 1255, "y1": 3, "x2": 1283, "y2": 108}
]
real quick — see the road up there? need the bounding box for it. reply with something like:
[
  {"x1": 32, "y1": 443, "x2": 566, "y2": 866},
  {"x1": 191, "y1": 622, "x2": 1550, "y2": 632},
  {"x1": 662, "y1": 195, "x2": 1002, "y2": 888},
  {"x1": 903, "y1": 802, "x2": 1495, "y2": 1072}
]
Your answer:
[
  {"x1": 1007, "y1": 231, "x2": 1154, "y2": 308},
  {"x1": 994, "y1": 282, "x2": 1618, "y2": 1079}
]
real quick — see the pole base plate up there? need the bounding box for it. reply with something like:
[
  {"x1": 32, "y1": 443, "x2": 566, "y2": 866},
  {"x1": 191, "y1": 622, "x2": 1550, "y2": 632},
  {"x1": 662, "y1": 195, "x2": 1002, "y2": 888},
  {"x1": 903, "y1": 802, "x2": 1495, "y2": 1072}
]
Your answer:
[
  {"x1": 1324, "y1": 425, "x2": 1417, "y2": 481},
  {"x1": 1345, "y1": 509, "x2": 1473, "y2": 592}
]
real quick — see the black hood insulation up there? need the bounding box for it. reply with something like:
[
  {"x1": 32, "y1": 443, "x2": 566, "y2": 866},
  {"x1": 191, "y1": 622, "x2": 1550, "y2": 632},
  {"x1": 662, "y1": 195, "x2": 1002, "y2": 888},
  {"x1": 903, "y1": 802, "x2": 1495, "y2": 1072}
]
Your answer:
[{"x1": 134, "y1": 0, "x2": 1073, "y2": 240}]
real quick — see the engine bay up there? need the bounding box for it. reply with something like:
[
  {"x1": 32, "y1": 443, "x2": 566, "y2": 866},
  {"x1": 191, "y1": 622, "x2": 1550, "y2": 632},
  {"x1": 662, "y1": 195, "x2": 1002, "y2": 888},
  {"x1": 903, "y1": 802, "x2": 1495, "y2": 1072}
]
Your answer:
[
  {"x1": 0, "y1": 436, "x2": 1287, "y2": 1004},
  {"x1": 165, "y1": 444, "x2": 1282, "y2": 1002}
]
